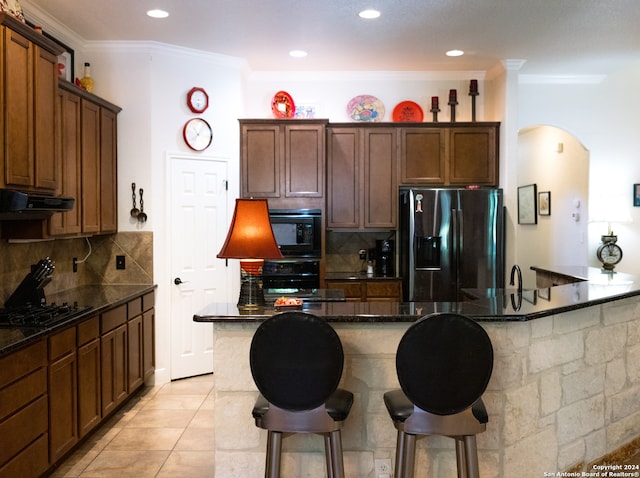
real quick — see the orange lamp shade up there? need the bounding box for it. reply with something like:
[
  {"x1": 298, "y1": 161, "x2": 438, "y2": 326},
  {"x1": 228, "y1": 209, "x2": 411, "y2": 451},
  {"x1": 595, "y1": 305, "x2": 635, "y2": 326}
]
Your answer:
[{"x1": 217, "y1": 199, "x2": 283, "y2": 260}]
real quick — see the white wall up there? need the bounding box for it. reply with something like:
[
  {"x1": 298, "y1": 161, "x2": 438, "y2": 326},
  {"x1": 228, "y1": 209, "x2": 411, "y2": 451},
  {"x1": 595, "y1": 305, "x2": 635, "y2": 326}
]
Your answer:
[
  {"x1": 246, "y1": 71, "x2": 488, "y2": 122},
  {"x1": 518, "y1": 63, "x2": 640, "y2": 275},
  {"x1": 516, "y1": 126, "x2": 589, "y2": 285}
]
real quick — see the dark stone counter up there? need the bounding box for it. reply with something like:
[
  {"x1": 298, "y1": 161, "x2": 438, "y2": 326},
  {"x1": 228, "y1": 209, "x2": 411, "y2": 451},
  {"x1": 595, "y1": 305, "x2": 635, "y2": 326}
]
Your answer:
[
  {"x1": 194, "y1": 267, "x2": 640, "y2": 323},
  {"x1": 0, "y1": 284, "x2": 156, "y2": 356}
]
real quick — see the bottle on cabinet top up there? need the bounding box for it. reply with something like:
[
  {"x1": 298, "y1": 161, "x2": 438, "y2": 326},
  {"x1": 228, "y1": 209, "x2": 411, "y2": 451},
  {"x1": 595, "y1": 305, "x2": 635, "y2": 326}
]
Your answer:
[{"x1": 80, "y1": 62, "x2": 95, "y2": 93}]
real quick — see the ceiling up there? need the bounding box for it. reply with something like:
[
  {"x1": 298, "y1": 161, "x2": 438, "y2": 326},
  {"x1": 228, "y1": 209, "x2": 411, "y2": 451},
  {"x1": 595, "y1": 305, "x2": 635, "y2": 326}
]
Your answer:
[{"x1": 22, "y1": 0, "x2": 640, "y2": 75}]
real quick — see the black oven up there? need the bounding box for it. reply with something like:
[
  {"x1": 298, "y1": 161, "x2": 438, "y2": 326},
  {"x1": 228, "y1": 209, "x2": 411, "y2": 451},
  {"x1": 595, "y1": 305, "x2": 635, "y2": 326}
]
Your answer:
[{"x1": 269, "y1": 209, "x2": 321, "y2": 258}]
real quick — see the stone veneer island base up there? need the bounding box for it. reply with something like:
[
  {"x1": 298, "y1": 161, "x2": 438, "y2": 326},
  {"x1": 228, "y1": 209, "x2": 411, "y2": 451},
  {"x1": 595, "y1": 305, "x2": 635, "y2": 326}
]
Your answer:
[{"x1": 196, "y1": 272, "x2": 640, "y2": 477}]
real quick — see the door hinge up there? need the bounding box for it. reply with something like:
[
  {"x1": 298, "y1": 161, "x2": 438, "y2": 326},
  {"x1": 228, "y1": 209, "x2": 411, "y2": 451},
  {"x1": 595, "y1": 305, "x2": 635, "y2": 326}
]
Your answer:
[{"x1": 224, "y1": 180, "x2": 228, "y2": 191}]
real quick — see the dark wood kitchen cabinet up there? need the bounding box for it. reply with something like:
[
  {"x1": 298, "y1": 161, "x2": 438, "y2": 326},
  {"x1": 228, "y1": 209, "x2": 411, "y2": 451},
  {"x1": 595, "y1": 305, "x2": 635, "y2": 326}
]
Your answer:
[
  {"x1": 101, "y1": 304, "x2": 128, "y2": 416},
  {"x1": 50, "y1": 87, "x2": 83, "y2": 235},
  {"x1": 400, "y1": 123, "x2": 499, "y2": 186},
  {"x1": 0, "y1": 339, "x2": 49, "y2": 478},
  {"x1": 325, "y1": 278, "x2": 402, "y2": 302},
  {"x1": 240, "y1": 119, "x2": 327, "y2": 209},
  {"x1": 48, "y1": 327, "x2": 78, "y2": 463},
  {"x1": 1, "y1": 14, "x2": 62, "y2": 192},
  {"x1": 54, "y1": 83, "x2": 120, "y2": 236},
  {"x1": 142, "y1": 291, "x2": 156, "y2": 381},
  {"x1": 77, "y1": 316, "x2": 101, "y2": 439},
  {"x1": 80, "y1": 93, "x2": 119, "y2": 234},
  {"x1": 327, "y1": 125, "x2": 398, "y2": 229},
  {"x1": 127, "y1": 298, "x2": 144, "y2": 391}
]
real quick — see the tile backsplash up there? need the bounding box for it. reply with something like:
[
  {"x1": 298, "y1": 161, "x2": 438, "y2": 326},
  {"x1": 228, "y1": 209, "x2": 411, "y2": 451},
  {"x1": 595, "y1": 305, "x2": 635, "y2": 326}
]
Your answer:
[
  {"x1": 325, "y1": 230, "x2": 396, "y2": 273},
  {"x1": 0, "y1": 232, "x2": 153, "y2": 303}
]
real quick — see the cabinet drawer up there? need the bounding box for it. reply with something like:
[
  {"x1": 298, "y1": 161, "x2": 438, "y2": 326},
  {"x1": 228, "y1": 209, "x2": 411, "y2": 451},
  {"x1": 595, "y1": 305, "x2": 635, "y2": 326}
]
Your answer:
[
  {"x1": 49, "y1": 327, "x2": 76, "y2": 361},
  {"x1": 128, "y1": 297, "x2": 142, "y2": 318},
  {"x1": 0, "y1": 368, "x2": 46, "y2": 418},
  {"x1": 0, "y1": 395, "x2": 47, "y2": 466},
  {"x1": 101, "y1": 304, "x2": 127, "y2": 333},
  {"x1": 0, "y1": 340, "x2": 46, "y2": 388},
  {"x1": 77, "y1": 315, "x2": 99, "y2": 346},
  {"x1": 142, "y1": 291, "x2": 155, "y2": 312},
  {"x1": 326, "y1": 281, "x2": 363, "y2": 300},
  {"x1": 365, "y1": 280, "x2": 402, "y2": 299},
  {"x1": 0, "y1": 432, "x2": 48, "y2": 478}
]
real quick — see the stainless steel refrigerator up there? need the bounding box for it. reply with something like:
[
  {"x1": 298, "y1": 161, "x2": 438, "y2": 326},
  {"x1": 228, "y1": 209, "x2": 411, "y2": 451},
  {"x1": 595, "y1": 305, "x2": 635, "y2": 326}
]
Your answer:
[{"x1": 399, "y1": 188, "x2": 505, "y2": 301}]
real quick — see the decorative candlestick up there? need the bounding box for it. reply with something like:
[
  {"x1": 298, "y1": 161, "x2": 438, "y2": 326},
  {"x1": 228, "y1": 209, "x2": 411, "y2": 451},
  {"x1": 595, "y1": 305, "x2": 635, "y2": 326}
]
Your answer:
[
  {"x1": 469, "y1": 79, "x2": 479, "y2": 122},
  {"x1": 448, "y1": 89, "x2": 458, "y2": 122},
  {"x1": 430, "y1": 96, "x2": 440, "y2": 122}
]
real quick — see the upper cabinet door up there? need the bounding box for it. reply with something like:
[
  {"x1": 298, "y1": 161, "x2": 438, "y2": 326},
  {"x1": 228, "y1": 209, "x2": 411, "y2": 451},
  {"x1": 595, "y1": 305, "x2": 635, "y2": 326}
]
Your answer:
[
  {"x1": 326, "y1": 127, "x2": 360, "y2": 228},
  {"x1": 240, "y1": 123, "x2": 281, "y2": 198},
  {"x1": 4, "y1": 27, "x2": 34, "y2": 188},
  {"x1": 284, "y1": 124, "x2": 324, "y2": 198},
  {"x1": 448, "y1": 126, "x2": 498, "y2": 186},
  {"x1": 3, "y1": 27, "x2": 59, "y2": 191},
  {"x1": 33, "y1": 45, "x2": 59, "y2": 190},
  {"x1": 400, "y1": 127, "x2": 446, "y2": 184}
]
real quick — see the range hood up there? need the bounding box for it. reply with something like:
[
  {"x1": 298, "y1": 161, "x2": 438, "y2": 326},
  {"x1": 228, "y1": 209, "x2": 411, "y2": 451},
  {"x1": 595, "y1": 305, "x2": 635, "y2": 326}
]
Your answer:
[{"x1": 0, "y1": 189, "x2": 75, "y2": 220}]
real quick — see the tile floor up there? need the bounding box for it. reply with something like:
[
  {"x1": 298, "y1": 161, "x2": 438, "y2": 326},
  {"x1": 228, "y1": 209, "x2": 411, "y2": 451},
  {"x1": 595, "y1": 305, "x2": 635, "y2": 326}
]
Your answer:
[{"x1": 51, "y1": 374, "x2": 215, "y2": 478}]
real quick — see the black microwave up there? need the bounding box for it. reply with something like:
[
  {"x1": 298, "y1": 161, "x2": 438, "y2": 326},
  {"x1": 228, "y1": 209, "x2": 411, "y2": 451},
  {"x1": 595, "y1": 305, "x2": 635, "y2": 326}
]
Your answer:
[{"x1": 269, "y1": 209, "x2": 322, "y2": 258}]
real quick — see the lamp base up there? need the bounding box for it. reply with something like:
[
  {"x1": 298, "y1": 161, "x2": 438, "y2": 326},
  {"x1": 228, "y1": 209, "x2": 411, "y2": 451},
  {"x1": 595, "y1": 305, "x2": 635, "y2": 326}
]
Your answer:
[{"x1": 237, "y1": 259, "x2": 266, "y2": 310}]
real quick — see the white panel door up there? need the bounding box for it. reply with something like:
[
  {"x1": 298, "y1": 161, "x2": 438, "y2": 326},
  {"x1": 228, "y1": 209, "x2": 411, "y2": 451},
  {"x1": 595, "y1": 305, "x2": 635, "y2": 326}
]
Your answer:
[{"x1": 170, "y1": 155, "x2": 230, "y2": 379}]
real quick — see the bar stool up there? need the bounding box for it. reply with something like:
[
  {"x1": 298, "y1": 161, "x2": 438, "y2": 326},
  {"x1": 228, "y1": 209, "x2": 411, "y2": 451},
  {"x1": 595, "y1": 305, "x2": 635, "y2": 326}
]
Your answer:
[
  {"x1": 250, "y1": 311, "x2": 354, "y2": 478},
  {"x1": 383, "y1": 313, "x2": 493, "y2": 478}
]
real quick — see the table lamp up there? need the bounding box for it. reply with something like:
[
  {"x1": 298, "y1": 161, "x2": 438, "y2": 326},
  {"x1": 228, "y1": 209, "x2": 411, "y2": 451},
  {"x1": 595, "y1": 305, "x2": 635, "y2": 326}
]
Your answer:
[{"x1": 217, "y1": 198, "x2": 283, "y2": 309}]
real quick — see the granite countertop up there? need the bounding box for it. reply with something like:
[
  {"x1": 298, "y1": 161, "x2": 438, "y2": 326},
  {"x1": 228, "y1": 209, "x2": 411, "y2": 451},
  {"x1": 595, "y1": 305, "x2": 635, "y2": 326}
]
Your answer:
[
  {"x1": 194, "y1": 267, "x2": 640, "y2": 323},
  {"x1": 0, "y1": 284, "x2": 156, "y2": 356}
]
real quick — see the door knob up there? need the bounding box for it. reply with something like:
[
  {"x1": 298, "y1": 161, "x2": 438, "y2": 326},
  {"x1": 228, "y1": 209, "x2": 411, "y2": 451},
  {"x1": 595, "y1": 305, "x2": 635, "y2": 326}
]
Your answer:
[{"x1": 174, "y1": 277, "x2": 186, "y2": 285}]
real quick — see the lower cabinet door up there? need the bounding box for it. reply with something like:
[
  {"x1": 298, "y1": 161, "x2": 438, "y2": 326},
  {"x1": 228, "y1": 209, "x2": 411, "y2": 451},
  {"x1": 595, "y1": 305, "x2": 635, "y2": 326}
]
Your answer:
[
  {"x1": 101, "y1": 325, "x2": 127, "y2": 416},
  {"x1": 78, "y1": 338, "x2": 101, "y2": 438},
  {"x1": 49, "y1": 351, "x2": 78, "y2": 463},
  {"x1": 128, "y1": 315, "x2": 144, "y2": 391}
]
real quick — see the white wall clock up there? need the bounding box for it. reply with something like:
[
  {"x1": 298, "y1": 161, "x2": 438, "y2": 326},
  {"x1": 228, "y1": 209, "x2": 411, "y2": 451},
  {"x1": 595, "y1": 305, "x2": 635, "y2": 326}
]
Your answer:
[{"x1": 183, "y1": 118, "x2": 212, "y2": 151}]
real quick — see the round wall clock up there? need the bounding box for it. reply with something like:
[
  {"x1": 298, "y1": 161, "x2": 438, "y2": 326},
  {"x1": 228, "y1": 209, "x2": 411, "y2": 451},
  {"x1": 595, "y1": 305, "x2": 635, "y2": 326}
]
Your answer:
[
  {"x1": 183, "y1": 118, "x2": 212, "y2": 151},
  {"x1": 596, "y1": 234, "x2": 623, "y2": 271},
  {"x1": 187, "y1": 87, "x2": 209, "y2": 113}
]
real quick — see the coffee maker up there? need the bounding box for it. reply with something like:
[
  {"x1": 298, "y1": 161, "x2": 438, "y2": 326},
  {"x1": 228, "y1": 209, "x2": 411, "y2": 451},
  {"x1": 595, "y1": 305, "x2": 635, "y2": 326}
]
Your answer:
[{"x1": 375, "y1": 239, "x2": 395, "y2": 276}]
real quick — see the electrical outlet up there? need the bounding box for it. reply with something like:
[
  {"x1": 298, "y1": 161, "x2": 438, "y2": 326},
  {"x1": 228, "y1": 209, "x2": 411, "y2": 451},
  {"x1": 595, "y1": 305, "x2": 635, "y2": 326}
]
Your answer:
[
  {"x1": 375, "y1": 458, "x2": 392, "y2": 476},
  {"x1": 116, "y1": 255, "x2": 126, "y2": 270},
  {"x1": 359, "y1": 249, "x2": 367, "y2": 260},
  {"x1": 72, "y1": 257, "x2": 78, "y2": 273}
]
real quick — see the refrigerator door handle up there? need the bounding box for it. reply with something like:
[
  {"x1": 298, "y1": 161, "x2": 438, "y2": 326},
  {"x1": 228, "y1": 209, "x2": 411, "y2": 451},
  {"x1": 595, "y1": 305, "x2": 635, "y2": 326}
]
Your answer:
[{"x1": 454, "y1": 209, "x2": 462, "y2": 299}]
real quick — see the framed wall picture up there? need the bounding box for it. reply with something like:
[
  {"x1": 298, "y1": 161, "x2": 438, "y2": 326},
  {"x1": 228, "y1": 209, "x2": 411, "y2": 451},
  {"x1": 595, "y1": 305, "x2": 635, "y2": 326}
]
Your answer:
[
  {"x1": 518, "y1": 184, "x2": 537, "y2": 225},
  {"x1": 634, "y1": 184, "x2": 640, "y2": 207},
  {"x1": 538, "y1": 191, "x2": 551, "y2": 216},
  {"x1": 25, "y1": 20, "x2": 75, "y2": 82}
]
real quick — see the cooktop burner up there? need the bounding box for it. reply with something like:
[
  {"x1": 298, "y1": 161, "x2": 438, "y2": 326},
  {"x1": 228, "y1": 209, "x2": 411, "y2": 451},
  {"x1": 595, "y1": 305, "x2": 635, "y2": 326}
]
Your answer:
[{"x1": 0, "y1": 302, "x2": 91, "y2": 328}]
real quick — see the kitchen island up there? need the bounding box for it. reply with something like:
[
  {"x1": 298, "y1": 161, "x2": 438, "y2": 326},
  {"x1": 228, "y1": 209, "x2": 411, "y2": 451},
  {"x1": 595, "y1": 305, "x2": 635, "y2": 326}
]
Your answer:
[{"x1": 194, "y1": 267, "x2": 640, "y2": 477}]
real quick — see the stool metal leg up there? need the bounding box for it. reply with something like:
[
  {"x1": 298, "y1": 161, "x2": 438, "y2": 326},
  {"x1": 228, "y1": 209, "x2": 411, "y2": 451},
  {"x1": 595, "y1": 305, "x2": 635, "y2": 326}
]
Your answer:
[
  {"x1": 455, "y1": 438, "x2": 467, "y2": 478},
  {"x1": 463, "y1": 435, "x2": 480, "y2": 478},
  {"x1": 326, "y1": 430, "x2": 345, "y2": 478},
  {"x1": 265, "y1": 431, "x2": 282, "y2": 478},
  {"x1": 397, "y1": 432, "x2": 416, "y2": 478}
]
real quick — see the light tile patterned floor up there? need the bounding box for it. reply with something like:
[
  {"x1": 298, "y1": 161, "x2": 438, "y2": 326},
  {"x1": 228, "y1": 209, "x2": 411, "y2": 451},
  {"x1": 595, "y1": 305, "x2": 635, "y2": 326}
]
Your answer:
[{"x1": 51, "y1": 374, "x2": 215, "y2": 478}]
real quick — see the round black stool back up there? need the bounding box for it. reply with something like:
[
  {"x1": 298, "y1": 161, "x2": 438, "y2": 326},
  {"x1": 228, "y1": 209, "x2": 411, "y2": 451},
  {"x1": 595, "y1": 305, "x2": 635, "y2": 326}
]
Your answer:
[
  {"x1": 396, "y1": 313, "x2": 493, "y2": 416},
  {"x1": 250, "y1": 311, "x2": 344, "y2": 411}
]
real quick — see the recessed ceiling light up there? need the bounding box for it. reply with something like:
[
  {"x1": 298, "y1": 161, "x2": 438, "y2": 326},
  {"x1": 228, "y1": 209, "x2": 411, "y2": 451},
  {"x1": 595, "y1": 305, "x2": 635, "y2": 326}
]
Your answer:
[
  {"x1": 289, "y1": 50, "x2": 308, "y2": 58},
  {"x1": 147, "y1": 9, "x2": 169, "y2": 19},
  {"x1": 446, "y1": 49, "x2": 464, "y2": 57},
  {"x1": 359, "y1": 9, "x2": 381, "y2": 19}
]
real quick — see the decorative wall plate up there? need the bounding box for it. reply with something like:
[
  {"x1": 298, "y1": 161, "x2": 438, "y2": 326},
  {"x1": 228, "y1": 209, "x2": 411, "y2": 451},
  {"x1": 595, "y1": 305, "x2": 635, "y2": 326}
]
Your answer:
[
  {"x1": 347, "y1": 95, "x2": 385, "y2": 122},
  {"x1": 271, "y1": 91, "x2": 295, "y2": 118},
  {"x1": 392, "y1": 101, "x2": 424, "y2": 122}
]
